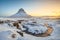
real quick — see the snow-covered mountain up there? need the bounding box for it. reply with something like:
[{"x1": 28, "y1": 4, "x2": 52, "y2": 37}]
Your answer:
[{"x1": 9, "y1": 8, "x2": 31, "y2": 18}]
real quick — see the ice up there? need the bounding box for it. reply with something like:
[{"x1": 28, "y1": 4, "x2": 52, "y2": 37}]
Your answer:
[
  {"x1": 27, "y1": 25, "x2": 47, "y2": 34},
  {"x1": 23, "y1": 21, "x2": 48, "y2": 34},
  {"x1": 0, "y1": 18, "x2": 60, "y2": 40}
]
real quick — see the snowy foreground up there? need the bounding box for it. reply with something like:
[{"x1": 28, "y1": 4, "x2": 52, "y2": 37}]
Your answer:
[{"x1": 0, "y1": 18, "x2": 60, "y2": 40}]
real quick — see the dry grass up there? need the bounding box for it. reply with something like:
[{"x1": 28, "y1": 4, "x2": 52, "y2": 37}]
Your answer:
[
  {"x1": 17, "y1": 31, "x2": 23, "y2": 37},
  {"x1": 0, "y1": 21, "x2": 4, "y2": 24},
  {"x1": 11, "y1": 34, "x2": 16, "y2": 38},
  {"x1": 13, "y1": 22, "x2": 19, "y2": 29}
]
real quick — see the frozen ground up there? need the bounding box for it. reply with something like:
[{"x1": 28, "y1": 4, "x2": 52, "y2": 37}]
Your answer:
[{"x1": 0, "y1": 18, "x2": 60, "y2": 40}]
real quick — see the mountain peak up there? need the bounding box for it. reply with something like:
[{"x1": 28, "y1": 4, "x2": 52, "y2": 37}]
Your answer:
[
  {"x1": 17, "y1": 8, "x2": 26, "y2": 14},
  {"x1": 19, "y1": 8, "x2": 24, "y2": 11},
  {"x1": 9, "y1": 8, "x2": 31, "y2": 18}
]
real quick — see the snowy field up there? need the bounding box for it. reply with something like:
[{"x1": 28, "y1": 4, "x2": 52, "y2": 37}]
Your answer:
[{"x1": 0, "y1": 18, "x2": 60, "y2": 40}]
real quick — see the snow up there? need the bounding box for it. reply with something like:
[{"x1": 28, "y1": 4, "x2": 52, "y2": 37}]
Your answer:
[
  {"x1": 0, "y1": 23, "x2": 26, "y2": 40},
  {"x1": 0, "y1": 18, "x2": 60, "y2": 40},
  {"x1": 24, "y1": 21, "x2": 48, "y2": 33},
  {"x1": 9, "y1": 8, "x2": 30, "y2": 18},
  {"x1": 23, "y1": 23, "x2": 48, "y2": 34}
]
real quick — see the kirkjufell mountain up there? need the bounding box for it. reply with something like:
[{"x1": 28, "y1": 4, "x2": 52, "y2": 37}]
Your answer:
[{"x1": 9, "y1": 8, "x2": 31, "y2": 18}]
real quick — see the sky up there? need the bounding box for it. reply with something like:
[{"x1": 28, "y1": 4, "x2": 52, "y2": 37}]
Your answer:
[{"x1": 0, "y1": 0, "x2": 60, "y2": 16}]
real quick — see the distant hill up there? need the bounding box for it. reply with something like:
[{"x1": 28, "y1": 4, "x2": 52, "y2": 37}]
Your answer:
[{"x1": 39, "y1": 16, "x2": 60, "y2": 20}]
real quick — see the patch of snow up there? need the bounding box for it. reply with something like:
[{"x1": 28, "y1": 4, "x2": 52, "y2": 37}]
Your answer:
[
  {"x1": 0, "y1": 23, "x2": 26, "y2": 40},
  {"x1": 23, "y1": 22, "x2": 47, "y2": 34}
]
